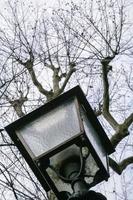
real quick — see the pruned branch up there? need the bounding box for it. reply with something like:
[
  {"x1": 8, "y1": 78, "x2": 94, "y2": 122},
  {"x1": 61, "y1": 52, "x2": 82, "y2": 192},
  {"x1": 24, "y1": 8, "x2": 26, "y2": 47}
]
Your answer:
[
  {"x1": 110, "y1": 113, "x2": 133, "y2": 148},
  {"x1": 101, "y1": 57, "x2": 133, "y2": 150},
  {"x1": 124, "y1": 113, "x2": 133, "y2": 128},
  {"x1": 25, "y1": 63, "x2": 53, "y2": 100},
  {"x1": 101, "y1": 57, "x2": 119, "y2": 130},
  {"x1": 16, "y1": 56, "x2": 54, "y2": 101},
  {"x1": 109, "y1": 157, "x2": 133, "y2": 175},
  {"x1": 60, "y1": 67, "x2": 76, "y2": 94}
]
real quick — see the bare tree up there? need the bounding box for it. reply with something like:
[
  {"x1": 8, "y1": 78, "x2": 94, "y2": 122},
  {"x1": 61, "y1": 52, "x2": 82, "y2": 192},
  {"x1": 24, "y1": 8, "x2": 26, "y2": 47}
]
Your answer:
[
  {"x1": 53, "y1": 0, "x2": 133, "y2": 198},
  {"x1": 0, "y1": 0, "x2": 133, "y2": 199}
]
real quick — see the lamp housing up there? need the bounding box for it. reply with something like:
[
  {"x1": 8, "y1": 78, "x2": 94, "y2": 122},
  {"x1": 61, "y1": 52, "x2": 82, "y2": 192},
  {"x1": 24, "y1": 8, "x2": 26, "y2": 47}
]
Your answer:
[{"x1": 5, "y1": 86, "x2": 114, "y2": 199}]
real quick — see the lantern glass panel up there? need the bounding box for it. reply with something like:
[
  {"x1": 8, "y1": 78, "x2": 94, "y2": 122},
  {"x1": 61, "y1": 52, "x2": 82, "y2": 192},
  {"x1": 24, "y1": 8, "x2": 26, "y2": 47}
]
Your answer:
[
  {"x1": 46, "y1": 144, "x2": 99, "y2": 193},
  {"x1": 81, "y1": 107, "x2": 108, "y2": 170},
  {"x1": 16, "y1": 99, "x2": 80, "y2": 159}
]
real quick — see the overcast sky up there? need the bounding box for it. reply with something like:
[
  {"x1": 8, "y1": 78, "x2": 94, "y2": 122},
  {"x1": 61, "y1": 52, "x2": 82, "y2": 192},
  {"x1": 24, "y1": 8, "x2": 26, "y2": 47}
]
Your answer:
[{"x1": 0, "y1": 0, "x2": 133, "y2": 200}]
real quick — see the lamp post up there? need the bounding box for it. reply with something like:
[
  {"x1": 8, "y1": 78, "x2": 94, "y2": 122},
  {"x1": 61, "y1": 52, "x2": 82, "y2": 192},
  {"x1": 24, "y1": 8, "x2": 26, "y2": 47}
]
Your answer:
[{"x1": 5, "y1": 86, "x2": 114, "y2": 200}]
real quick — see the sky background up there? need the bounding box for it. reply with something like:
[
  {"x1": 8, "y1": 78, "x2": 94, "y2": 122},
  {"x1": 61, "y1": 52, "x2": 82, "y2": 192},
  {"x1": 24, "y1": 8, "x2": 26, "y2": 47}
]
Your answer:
[{"x1": 0, "y1": 0, "x2": 133, "y2": 199}]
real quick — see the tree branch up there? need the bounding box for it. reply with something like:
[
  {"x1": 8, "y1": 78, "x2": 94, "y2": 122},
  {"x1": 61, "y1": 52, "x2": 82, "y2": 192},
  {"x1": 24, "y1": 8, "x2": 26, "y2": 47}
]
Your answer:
[
  {"x1": 124, "y1": 113, "x2": 133, "y2": 127},
  {"x1": 6, "y1": 95, "x2": 27, "y2": 118},
  {"x1": 16, "y1": 57, "x2": 53, "y2": 101},
  {"x1": 26, "y1": 62, "x2": 53, "y2": 99},
  {"x1": 110, "y1": 113, "x2": 133, "y2": 148},
  {"x1": 60, "y1": 66, "x2": 76, "y2": 94},
  {"x1": 52, "y1": 67, "x2": 60, "y2": 95},
  {"x1": 109, "y1": 157, "x2": 133, "y2": 175},
  {"x1": 101, "y1": 58, "x2": 119, "y2": 130}
]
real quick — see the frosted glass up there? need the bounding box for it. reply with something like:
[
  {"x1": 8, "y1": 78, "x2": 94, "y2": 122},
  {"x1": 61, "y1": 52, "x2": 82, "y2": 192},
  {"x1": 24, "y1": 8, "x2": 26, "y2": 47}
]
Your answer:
[
  {"x1": 16, "y1": 99, "x2": 80, "y2": 158},
  {"x1": 47, "y1": 144, "x2": 99, "y2": 191},
  {"x1": 81, "y1": 108, "x2": 107, "y2": 170}
]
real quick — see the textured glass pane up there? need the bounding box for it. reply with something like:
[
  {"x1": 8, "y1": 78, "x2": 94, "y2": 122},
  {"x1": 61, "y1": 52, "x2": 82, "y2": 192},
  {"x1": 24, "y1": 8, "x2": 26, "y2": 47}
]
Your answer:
[
  {"x1": 84, "y1": 153, "x2": 99, "y2": 185},
  {"x1": 16, "y1": 99, "x2": 80, "y2": 158},
  {"x1": 81, "y1": 108, "x2": 107, "y2": 170},
  {"x1": 47, "y1": 144, "x2": 99, "y2": 193},
  {"x1": 47, "y1": 167, "x2": 73, "y2": 194}
]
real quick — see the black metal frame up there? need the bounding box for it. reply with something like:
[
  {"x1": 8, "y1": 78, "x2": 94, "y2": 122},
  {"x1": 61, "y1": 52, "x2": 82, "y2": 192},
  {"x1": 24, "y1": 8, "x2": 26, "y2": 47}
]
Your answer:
[{"x1": 5, "y1": 85, "x2": 114, "y2": 199}]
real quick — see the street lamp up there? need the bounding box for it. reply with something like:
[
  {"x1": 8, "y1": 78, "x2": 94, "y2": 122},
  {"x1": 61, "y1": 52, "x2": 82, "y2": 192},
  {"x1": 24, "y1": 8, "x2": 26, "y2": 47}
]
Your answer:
[{"x1": 5, "y1": 86, "x2": 114, "y2": 200}]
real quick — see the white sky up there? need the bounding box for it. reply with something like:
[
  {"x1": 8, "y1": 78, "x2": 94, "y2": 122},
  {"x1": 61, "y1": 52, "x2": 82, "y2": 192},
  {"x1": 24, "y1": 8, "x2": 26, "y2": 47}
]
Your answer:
[{"x1": 0, "y1": 0, "x2": 133, "y2": 200}]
